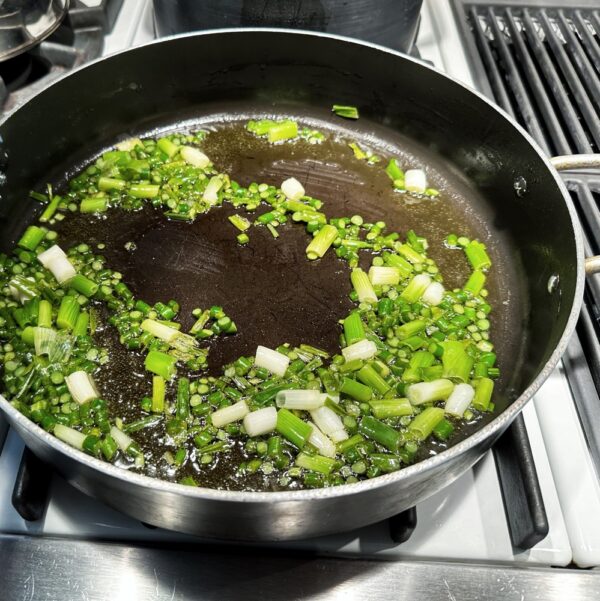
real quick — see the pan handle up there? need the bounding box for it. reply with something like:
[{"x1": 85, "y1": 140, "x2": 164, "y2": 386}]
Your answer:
[{"x1": 550, "y1": 155, "x2": 600, "y2": 275}]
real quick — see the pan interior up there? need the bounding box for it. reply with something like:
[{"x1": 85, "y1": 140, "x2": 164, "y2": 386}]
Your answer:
[{"x1": 47, "y1": 104, "x2": 525, "y2": 489}]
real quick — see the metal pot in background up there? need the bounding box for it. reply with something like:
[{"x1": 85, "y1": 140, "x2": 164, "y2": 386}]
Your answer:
[
  {"x1": 0, "y1": 0, "x2": 69, "y2": 62},
  {"x1": 152, "y1": 0, "x2": 423, "y2": 53}
]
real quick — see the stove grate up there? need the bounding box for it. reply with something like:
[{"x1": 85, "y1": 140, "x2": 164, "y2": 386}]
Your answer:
[{"x1": 452, "y1": 1, "x2": 600, "y2": 156}]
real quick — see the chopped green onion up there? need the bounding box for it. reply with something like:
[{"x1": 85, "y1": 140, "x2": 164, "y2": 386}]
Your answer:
[
  {"x1": 276, "y1": 408, "x2": 312, "y2": 448},
  {"x1": 228, "y1": 214, "x2": 251, "y2": 231},
  {"x1": 57, "y1": 295, "x2": 80, "y2": 331},
  {"x1": 441, "y1": 341, "x2": 474, "y2": 383},
  {"x1": 472, "y1": 377, "x2": 494, "y2": 411},
  {"x1": 296, "y1": 452, "x2": 337, "y2": 475},
  {"x1": 464, "y1": 270, "x2": 486, "y2": 296},
  {"x1": 306, "y1": 224, "x2": 338, "y2": 260},
  {"x1": 176, "y1": 377, "x2": 190, "y2": 421},
  {"x1": 343, "y1": 311, "x2": 366, "y2": 346},
  {"x1": 69, "y1": 274, "x2": 98, "y2": 297},
  {"x1": 65, "y1": 371, "x2": 99, "y2": 404},
  {"x1": 368, "y1": 266, "x2": 400, "y2": 286},
  {"x1": 342, "y1": 339, "x2": 377, "y2": 362},
  {"x1": 37, "y1": 299, "x2": 52, "y2": 328},
  {"x1": 275, "y1": 389, "x2": 323, "y2": 410},
  {"x1": 406, "y1": 379, "x2": 454, "y2": 405},
  {"x1": 351, "y1": 268, "x2": 378, "y2": 303},
  {"x1": 152, "y1": 375, "x2": 166, "y2": 413},
  {"x1": 340, "y1": 377, "x2": 372, "y2": 402},
  {"x1": 400, "y1": 274, "x2": 432, "y2": 303},
  {"x1": 243, "y1": 406, "x2": 278, "y2": 437},
  {"x1": 281, "y1": 177, "x2": 305, "y2": 201},
  {"x1": 145, "y1": 351, "x2": 177, "y2": 380},
  {"x1": 18, "y1": 226, "x2": 46, "y2": 251},
  {"x1": 359, "y1": 415, "x2": 401, "y2": 451},
  {"x1": 464, "y1": 241, "x2": 491, "y2": 271},
  {"x1": 369, "y1": 398, "x2": 414, "y2": 419},
  {"x1": 212, "y1": 400, "x2": 249, "y2": 428},
  {"x1": 80, "y1": 197, "x2": 108, "y2": 213},
  {"x1": 332, "y1": 104, "x2": 359, "y2": 119},
  {"x1": 130, "y1": 184, "x2": 160, "y2": 199},
  {"x1": 98, "y1": 177, "x2": 126, "y2": 191},
  {"x1": 73, "y1": 312, "x2": 89, "y2": 337},
  {"x1": 385, "y1": 159, "x2": 404, "y2": 181},
  {"x1": 267, "y1": 120, "x2": 298, "y2": 143},
  {"x1": 255, "y1": 345, "x2": 290, "y2": 377},
  {"x1": 310, "y1": 406, "x2": 347, "y2": 442},
  {"x1": 357, "y1": 364, "x2": 390, "y2": 395},
  {"x1": 54, "y1": 424, "x2": 87, "y2": 450},
  {"x1": 433, "y1": 418, "x2": 455, "y2": 440},
  {"x1": 157, "y1": 137, "x2": 179, "y2": 158},
  {"x1": 408, "y1": 407, "x2": 445, "y2": 440}
]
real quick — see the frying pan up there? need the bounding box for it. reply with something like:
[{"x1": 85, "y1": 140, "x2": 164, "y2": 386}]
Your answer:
[{"x1": 0, "y1": 30, "x2": 597, "y2": 540}]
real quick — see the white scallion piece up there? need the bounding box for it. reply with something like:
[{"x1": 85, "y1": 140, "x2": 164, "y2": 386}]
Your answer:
[
  {"x1": 275, "y1": 389, "x2": 324, "y2": 410},
  {"x1": 281, "y1": 177, "x2": 305, "y2": 201},
  {"x1": 48, "y1": 256, "x2": 77, "y2": 284},
  {"x1": 141, "y1": 319, "x2": 180, "y2": 343},
  {"x1": 65, "y1": 371, "x2": 99, "y2": 405},
  {"x1": 308, "y1": 422, "x2": 337, "y2": 458},
  {"x1": 404, "y1": 169, "x2": 427, "y2": 194},
  {"x1": 368, "y1": 266, "x2": 400, "y2": 286},
  {"x1": 181, "y1": 146, "x2": 211, "y2": 168},
  {"x1": 116, "y1": 137, "x2": 143, "y2": 151},
  {"x1": 110, "y1": 425, "x2": 134, "y2": 452},
  {"x1": 243, "y1": 406, "x2": 278, "y2": 437},
  {"x1": 38, "y1": 245, "x2": 76, "y2": 283},
  {"x1": 211, "y1": 400, "x2": 249, "y2": 428},
  {"x1": 54, "y1": 424, "x2": 87, "y2": 450},
  {"x1": 351, "y1": 268, "x2": 378, "y2": 304},
  {"x1": 407, "y1": 378, "x2": 454, "y2": 405},
  {"x1": 202, "y1": 176, "x2": 224, "y2": 204},
  {"x1": 422, "y1": 281, "x2": 445, "y2": 306},
  {"x1": 255, "y1": 345, "x2": 290, "y2": 377},
  {"x1": 310, "y1": 406, "x2": 347, "y2": 441},
  {"x1": 445, "y1": 383, "x2": 475, "y2": 417},
  {"x1": 342, "y1": 339, "x2": 378, "y2": 363},
  {"x1": 329, "y1": 428, "x2": 349, "y2": 443},
  {"x1": 37, "y1": 244, "x2": 67, "y2": 268}
]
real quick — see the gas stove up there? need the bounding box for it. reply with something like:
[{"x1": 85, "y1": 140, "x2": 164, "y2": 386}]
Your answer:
[{"x1": 1, "y1": 1, "x2": 600, "y2": 599}]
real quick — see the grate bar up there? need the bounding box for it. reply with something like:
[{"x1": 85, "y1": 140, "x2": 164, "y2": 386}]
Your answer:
[
  {"x1": 521, "y1": 9, "x2": 593, "y2": 154},
  {"x1": 504, "y1": 8, "x2": 571, "y2": 155},
  {"x1": 567, "y1": 181, "x2": 600, "y2": 255},
  {"x1": 572, "y1": 11, "x2": 600, "y2": 76},
  {"x1": 468, "y1": 7, "x2": 518, "y2": 120},
  {"x1": 556, "y1": 11, "x2": 600, "y2": 113},
  {"x1": 538, "y1": 10, "x2": 600, "y2": 149},
  {"x1": 486, "y1": 7, "x2": 551, "y2": 150}
]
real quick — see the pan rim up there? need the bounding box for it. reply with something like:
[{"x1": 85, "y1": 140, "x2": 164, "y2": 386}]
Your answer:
[{"x1": 0, "y1": 28, "x2": 586, "y2": 505}]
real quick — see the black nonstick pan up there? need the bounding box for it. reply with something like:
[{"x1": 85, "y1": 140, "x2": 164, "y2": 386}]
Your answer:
[{"x1": 0, "y1": 30, "x2": 591, "y2": 540}]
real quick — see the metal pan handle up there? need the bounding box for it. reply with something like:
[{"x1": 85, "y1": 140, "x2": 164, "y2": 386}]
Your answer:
[{"x1": 550, "y1": 155, "x2": 600, "y2": 275}]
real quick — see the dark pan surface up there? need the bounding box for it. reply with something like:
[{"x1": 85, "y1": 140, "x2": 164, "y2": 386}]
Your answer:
[{"x1": 52, "y1": 108, "x2": 525, "y2": 489}]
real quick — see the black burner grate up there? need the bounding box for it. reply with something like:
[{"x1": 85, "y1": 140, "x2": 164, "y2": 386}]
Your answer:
[{"x1": 452, "y1": 1, "x2": 600, "y2": 156}]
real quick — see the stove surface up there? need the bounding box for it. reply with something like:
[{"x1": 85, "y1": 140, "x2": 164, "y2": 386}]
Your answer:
[{"x1": 2, "y1": 2, "x2": 600, "y2": 599}]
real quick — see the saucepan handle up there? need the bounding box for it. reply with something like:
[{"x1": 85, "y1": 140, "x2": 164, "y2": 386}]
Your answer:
[{"x1": 550, "y1": 155, "x2": 600, "y2": 275}]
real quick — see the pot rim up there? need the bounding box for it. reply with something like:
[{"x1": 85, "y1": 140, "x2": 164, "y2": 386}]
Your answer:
[{"x1": 0, "y1": 28, "x2": 586, "y2": 504}]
